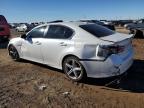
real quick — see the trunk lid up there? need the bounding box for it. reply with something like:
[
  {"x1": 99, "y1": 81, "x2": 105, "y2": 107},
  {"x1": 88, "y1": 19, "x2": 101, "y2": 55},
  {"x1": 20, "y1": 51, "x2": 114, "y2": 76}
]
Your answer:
[
  {"x1": 100, "y1": 33, "x2": 133, "y2": 43},
  {"x1": 100, "y1": 33, "x2": 133, "y2": 55}
]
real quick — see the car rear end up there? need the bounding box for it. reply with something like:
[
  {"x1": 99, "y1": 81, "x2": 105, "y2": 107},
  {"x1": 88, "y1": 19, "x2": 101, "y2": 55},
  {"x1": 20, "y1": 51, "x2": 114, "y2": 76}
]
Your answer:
[
  {"x1": 0, "y1": 15, "x2": 10, "y2": 42},
  {"x1": 98, "y1": 35, "x2": 133, "y2": 77},
  {"x1": 79, "y1": 24, "x2": 134, "y2": 78}
]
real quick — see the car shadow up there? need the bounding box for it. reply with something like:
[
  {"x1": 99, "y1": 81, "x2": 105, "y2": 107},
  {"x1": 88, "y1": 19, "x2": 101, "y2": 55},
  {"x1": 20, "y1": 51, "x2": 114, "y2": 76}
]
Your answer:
[
  {"x1": 134, "y1": 36, "x2": 144, "y2": 39},
  {"x1": 20, "y1": 59, "x2": 144, "y2": 93},
  {"x1": 20, "y1": 59, "x2": 63, "y2": 73},
  {"x1": 84, "y1": 59, "x2": 144, "y2": 93},
  {"x1": 0, "y1": 41, "x2": 9, "y2": 49},
  {"x1": 134, "y1": 33, "x2": 144, "y2": 39}
]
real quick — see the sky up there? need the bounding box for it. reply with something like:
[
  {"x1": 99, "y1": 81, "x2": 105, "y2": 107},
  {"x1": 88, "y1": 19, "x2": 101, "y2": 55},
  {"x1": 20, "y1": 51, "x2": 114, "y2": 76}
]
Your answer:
[{"x1": 0, "y1": 0, "x2": 144, "y2": 23}]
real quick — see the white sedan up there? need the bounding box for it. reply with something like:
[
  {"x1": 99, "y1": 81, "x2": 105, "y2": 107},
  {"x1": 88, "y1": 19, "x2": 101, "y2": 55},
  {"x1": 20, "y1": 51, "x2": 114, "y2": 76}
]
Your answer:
[{"x1": 8, "y1": 22, "x2": 134, "y2": 81}]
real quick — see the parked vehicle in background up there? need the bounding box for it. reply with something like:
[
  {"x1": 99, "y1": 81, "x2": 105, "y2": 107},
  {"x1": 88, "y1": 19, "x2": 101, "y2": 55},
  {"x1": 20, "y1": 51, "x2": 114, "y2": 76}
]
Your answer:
[
  {"x1": 124, "y1": 19, "x2": 144, "y2": 38},
  {"x1": 16, "y1": 24, "x2": 27, "y2": 32},
  {"x1": 0, "y1": 15, "x2": 10, "y2": 41},
  {"x1": 100, "y1": 20, "x2": 116, "y2": 31},
  {"x1": 48, "y1": 20, "x2": 63, "y2": 23},
  {"x1": 80, "y1": 20, "x2": 115, "y2": 31},
  {"x1": 31, "y1": 22, "x2": 39, "y2": 27},
  {"x1": 8, "y1": 22, "x2": 134, "y2": 82},
  {"x1": 111, "y1": 20, "x2": 134, "y2": 27},
  {"x1": 9, "y1": 23, "x2": 16, "y2": 29},
  {"x1": 25, "y1": 23, "x2": 36, "y2": 32}
]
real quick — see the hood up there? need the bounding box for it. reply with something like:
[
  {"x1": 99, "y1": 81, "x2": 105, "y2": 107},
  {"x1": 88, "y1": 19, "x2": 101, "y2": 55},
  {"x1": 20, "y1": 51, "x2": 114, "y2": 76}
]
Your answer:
[{"x1": 100, "y1": 33, "x2": 133, "y2": 43}]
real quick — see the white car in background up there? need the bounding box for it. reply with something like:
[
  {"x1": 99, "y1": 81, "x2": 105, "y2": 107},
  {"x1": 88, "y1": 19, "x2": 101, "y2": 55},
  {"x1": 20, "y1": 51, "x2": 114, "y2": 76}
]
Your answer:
[
  {"x1": 16, "y1": 24, "x2": 27, "y2": 32},
  {"x1": 8, "y1": 22, "x2": 134, "y2": 82}
]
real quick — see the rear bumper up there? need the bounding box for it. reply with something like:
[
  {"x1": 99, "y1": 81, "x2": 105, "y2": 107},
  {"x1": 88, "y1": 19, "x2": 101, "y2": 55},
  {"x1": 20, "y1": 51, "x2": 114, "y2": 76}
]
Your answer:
[{"x1": 80, "y1": 48, "x2": 134, "y2": 78}]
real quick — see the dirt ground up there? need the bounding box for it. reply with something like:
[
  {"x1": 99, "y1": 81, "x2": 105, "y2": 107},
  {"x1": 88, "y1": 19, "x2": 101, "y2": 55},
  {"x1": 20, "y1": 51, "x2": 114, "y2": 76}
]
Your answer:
[{"x1": 0, "y1": 28, "x2": 144, "y2": 108}]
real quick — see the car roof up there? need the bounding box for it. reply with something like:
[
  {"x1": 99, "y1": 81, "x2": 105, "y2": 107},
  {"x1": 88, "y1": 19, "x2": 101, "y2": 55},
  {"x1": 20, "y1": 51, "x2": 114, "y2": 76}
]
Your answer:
[
  {"x1": 36, "y1": 21, "x2": 94, "y2": 28},
  {"x1": 0, "y1": 15, "x2": 8, "y2": 24}
]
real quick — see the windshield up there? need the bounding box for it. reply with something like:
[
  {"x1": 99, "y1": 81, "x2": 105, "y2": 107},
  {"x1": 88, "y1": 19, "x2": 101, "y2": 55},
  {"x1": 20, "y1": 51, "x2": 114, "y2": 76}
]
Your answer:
[{"x1": 79, "y1": 24, "x2": 115, "y2": 37}]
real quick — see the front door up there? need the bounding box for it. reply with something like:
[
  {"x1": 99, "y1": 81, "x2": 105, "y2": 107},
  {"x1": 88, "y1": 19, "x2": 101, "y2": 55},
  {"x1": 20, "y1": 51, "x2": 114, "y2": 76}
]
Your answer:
[{"x1": 21, "y1": 26, "x2": 47, "y2": 63}]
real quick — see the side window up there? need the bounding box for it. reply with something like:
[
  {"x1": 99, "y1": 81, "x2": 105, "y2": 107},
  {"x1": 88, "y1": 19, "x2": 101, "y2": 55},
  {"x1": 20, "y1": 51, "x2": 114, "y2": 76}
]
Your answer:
[
  {"x1": 27, "y1": 26, "x2": 46, "y2": 38},
  {"x1": 45, "y1": 25, "x2": 73, "y2": 39}
]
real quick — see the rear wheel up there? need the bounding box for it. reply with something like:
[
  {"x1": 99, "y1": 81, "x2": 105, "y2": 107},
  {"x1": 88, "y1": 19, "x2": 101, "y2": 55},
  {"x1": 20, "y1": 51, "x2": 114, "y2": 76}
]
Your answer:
[
  {"x1": 63, "y1": 56, "x2": 86, "y2": 82},
  {"x1": 8, "y1": 45, "x2": 20, "y2": 61}
]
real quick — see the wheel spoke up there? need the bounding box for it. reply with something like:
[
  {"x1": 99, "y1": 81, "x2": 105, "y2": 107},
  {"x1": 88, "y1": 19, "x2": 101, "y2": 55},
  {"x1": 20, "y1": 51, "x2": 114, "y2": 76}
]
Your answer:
[
  {"x1": 72, "y1": 59, "x2": 75, "y2": 67},
  {"x1": 10, "y1": 51, "x2": 13, "y2": 54},
  {"x1": 73, "y1": 67, "x2": 81, "y2": 71},
  {"x1": 66, "y1": 63, "x2": 73, "y2": 68},
  {"x1": 67, "y1": 69, "x2": 73, "y2": 75},
  {"x1": 13, "y1": 52, "x2": 17, "y2": 57},
  {"x1": 73, "y1": 70, "x2": 78, "y2": 78}
]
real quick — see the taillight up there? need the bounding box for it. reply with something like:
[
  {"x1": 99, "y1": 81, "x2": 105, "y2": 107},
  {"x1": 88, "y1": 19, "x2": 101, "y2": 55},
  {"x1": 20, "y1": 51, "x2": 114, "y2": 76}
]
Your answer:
[
  {"x1": 97, "y1": 45, "x2": 125, "y2": 59},
  {"x1": 109, "y1": 45, "x2": 125, "y2": 54},
  {"x1": 97, "y1": 45, "x2": 110, "y2": 58}
]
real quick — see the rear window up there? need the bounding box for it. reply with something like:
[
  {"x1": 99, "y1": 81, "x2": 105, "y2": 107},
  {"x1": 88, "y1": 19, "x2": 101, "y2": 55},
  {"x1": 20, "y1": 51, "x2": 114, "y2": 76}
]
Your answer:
[{"x1": 79, "y1": 24, "x2": 115, "y2": 37}]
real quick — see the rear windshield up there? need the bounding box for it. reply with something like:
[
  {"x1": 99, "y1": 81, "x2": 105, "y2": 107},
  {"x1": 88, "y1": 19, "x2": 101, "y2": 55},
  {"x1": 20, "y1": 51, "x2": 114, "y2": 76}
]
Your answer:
[{"x1": 79, "y1": 24, "x2": 115, "y2": 37}]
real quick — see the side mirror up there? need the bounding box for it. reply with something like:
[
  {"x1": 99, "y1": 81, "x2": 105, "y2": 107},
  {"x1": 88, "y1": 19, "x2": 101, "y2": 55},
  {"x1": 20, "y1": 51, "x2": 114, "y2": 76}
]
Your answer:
[{"x1": 21, "y1": 34, "x2": 27, "y2": 39}]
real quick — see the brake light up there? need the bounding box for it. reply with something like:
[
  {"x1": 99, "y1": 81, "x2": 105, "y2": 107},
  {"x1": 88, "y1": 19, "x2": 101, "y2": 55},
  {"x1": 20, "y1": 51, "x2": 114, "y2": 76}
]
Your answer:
[
  {"x1": 108, "y1": 45, "x2": 125, "y2": 54},
  {"x1": 97, "y1": 45, "x2": 125, "y2": 59}
]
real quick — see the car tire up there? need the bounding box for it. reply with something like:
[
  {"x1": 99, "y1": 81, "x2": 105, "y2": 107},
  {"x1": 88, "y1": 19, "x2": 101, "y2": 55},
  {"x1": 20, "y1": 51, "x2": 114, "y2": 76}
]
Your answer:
[
  {"x1": 8, "y1": 45, "x2": 20, "y2": 61},
  {"x1": 63, "y1": 56, "x2": 87, "y2": 82}
]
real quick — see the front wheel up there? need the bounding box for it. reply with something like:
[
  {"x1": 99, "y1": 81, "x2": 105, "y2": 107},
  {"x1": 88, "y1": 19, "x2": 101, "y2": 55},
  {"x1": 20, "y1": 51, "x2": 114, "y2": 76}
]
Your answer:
[
  {"x1": 63, "y1": 56, "x2": 86, "y2": 82},
  {"x1": 8, "y1": 45, "x2": 20, "y2": 61}
]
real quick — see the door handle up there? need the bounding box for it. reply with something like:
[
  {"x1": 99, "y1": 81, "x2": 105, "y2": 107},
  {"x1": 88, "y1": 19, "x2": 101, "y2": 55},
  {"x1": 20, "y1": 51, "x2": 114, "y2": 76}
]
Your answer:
[
  {"x1": 35, "y1": 41, "x2": 41, "y2": 45},
  {"x1": 60, "y1": 42, "x2": 67, "y2": 46}
]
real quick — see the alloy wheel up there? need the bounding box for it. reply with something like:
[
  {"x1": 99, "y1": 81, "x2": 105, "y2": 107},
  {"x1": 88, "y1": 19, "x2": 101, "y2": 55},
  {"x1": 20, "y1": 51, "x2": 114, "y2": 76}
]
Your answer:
[
  {"x1": 63, "y1": 57, "x2": 85, "y2": 81},
  {"x1": 9, "y1": 45, "x2": 19, "y2": 60}
]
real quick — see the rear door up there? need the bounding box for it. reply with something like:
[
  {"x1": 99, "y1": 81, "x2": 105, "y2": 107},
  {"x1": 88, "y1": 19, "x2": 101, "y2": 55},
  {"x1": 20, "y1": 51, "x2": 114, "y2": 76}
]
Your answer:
[
  {"x1": 21, "y1": 26, "x2": 46, "y2": 63},
  {"x1": 41, "y1": 25, "x2": 74, "y2": 67}
]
